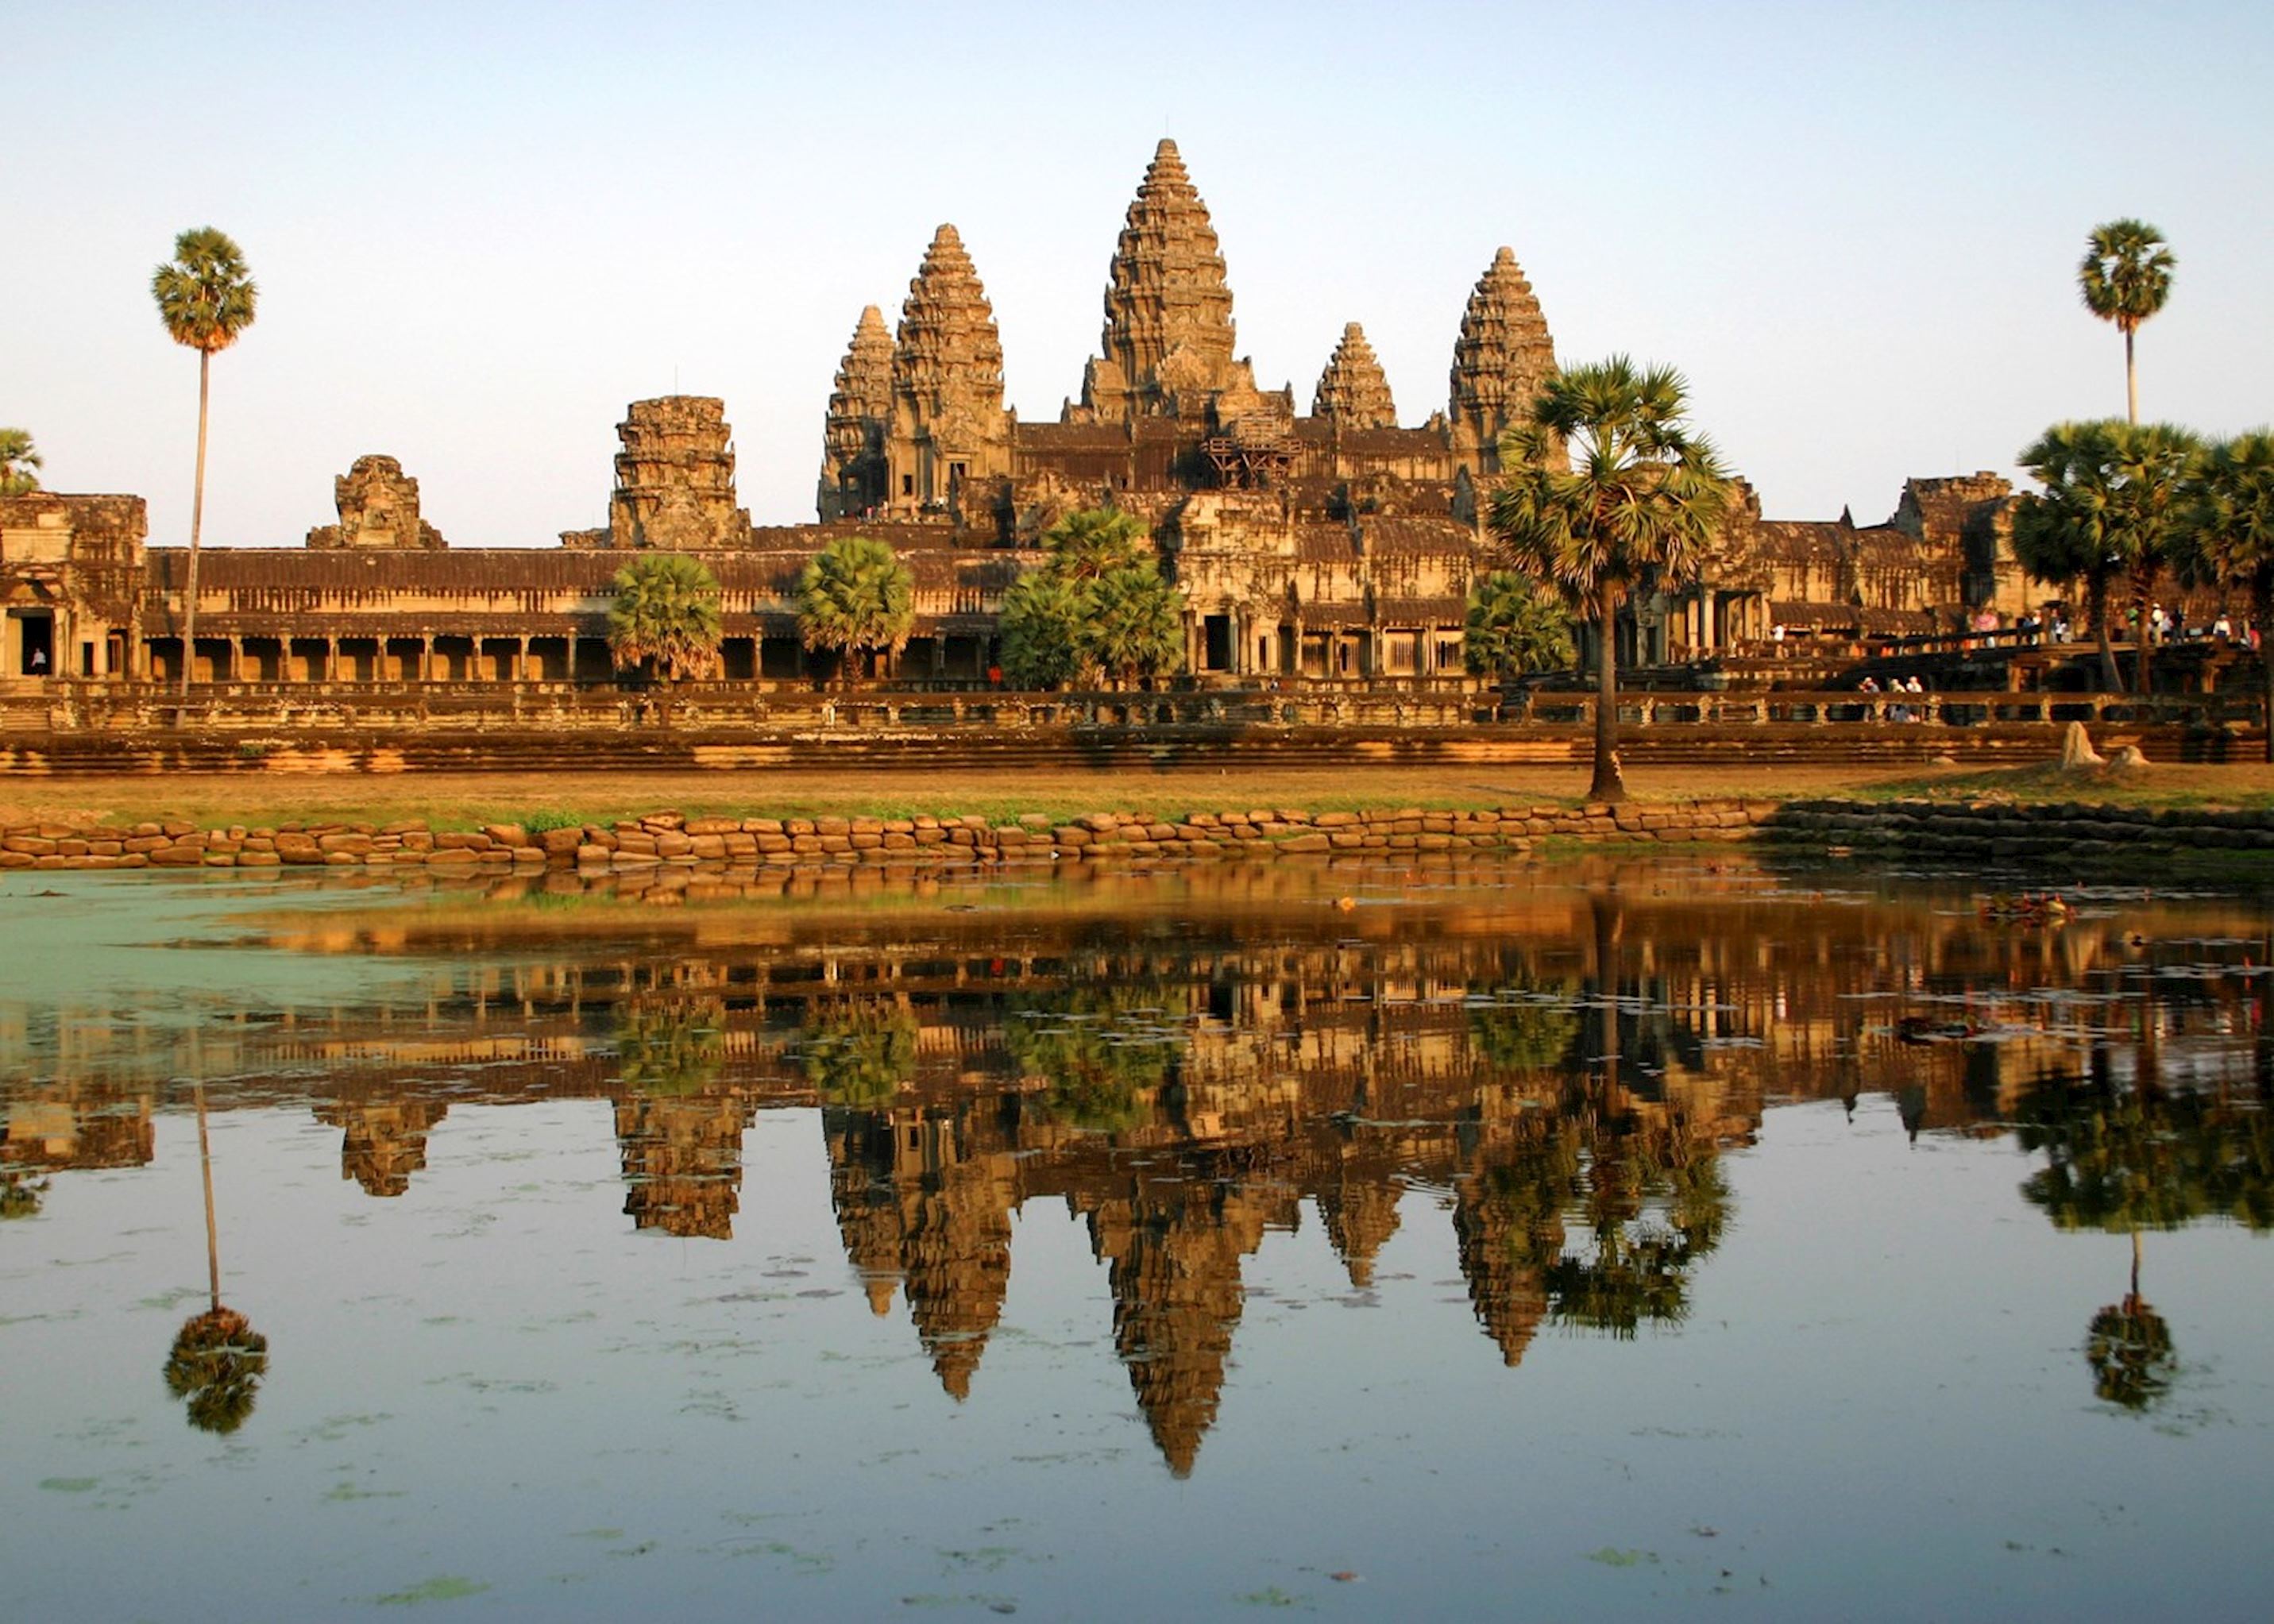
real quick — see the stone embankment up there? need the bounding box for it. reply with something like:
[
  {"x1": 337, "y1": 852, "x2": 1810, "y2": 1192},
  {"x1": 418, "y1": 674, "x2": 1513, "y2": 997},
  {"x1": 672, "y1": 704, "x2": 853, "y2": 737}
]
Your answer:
[
  {"x1": 0, "y1": 800, "x2": 1778, "y2": 873},
  {"x1": 6, "y1": 798, "x2": 2270, "y2": 875},
  {"x1": 1767, "y1": 798, "x2": 2274, "y2": 862}
]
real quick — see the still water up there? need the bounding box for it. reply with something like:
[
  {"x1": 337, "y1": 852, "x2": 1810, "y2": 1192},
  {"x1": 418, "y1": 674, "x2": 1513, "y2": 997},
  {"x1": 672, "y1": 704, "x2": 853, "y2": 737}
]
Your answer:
[{"x1": 3, "y1": 854, "x2": 2272, "y2": 1619}]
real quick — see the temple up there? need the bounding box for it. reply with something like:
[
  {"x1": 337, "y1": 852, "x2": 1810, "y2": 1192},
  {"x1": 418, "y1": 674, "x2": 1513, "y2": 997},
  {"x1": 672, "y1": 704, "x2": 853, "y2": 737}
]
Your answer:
[{"x1": 2, "y1": 139, "x2": 2044, "y2": 700}]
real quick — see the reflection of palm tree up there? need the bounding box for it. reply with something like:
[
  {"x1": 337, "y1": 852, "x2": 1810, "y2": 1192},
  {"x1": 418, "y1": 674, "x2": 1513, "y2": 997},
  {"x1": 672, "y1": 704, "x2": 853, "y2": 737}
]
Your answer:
[
  {"x1": 2086, "y1": 1232, "x2": 2175, "y2": 1411},
  {"x1": 0, "y1": 1167, "x2": 48, "y2": 1219},
  {"x1": 164, "y1": 1081, "x2": 268, "y2": 1432},
  {"x1": 1005, "y1": 986, "x2": 1181, "y2": 1132},
  {"x1": 801, "y1": 1003, "x2": 919, "y2": 1108},
  {"x1": 615, "y1": 999, "x2": 727, "y2": 1095}
]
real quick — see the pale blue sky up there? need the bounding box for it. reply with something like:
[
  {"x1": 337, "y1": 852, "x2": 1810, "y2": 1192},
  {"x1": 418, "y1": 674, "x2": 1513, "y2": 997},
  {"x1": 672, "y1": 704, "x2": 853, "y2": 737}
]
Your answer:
[{"x1": 10, "y1": 0, "x2": 2272, "y2": 548}]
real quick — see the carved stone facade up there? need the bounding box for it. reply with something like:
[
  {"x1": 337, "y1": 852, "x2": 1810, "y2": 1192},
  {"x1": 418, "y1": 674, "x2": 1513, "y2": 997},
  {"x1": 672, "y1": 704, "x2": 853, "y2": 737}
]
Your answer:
[
  {"x1": 1449, "y1": 247, "x2": 1559, "y2": 472},
  {"x1": 818, "y1": 306, "x2": 894, "y2": 520},
  {"x1": 564, "y1": 397, "x2": 751, "y2": 552},
  {"x1": 306, "y1": 455, "x2": 446, "y2": 551}
]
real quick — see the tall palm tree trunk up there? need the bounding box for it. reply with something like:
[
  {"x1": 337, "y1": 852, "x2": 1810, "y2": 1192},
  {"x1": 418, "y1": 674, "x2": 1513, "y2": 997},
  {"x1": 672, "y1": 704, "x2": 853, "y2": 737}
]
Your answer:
[
  {"x1": 2257, "y1": 579, "x2": 2273, "y2": 765},
  {"x1": 2132, "y1": 570, "x2": 2154, "y2": 698},
  {"x1": 2091, "y1": 575, "x2": 2121, "y2": 692},
  {"x1": 176, "y1": 350, "x2": 210, "y2": 728},
  {"x1": 2124, "y1": 326, "x2": 2138, "y2": 426},
  {"x1": 1589, "y1": 581, "x2": 1625, "y2": 803}
]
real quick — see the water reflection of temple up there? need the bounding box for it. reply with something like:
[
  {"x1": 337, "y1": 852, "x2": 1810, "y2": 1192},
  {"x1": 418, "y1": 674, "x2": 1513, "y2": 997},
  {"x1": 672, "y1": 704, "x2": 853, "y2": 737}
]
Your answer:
[{"x1": 6, "y1": 861, "x2": 2270, "y2": 1469}]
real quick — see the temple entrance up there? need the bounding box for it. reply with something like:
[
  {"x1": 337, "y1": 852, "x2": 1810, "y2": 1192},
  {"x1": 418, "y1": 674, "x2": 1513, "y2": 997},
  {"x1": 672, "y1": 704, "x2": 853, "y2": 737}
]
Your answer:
[
  {"x1": 15, "y1": 611, "x2": 53, "y2": 676},
  {"x1": 1203, "y1": 615, "x2": 1232, "y2": 672}
]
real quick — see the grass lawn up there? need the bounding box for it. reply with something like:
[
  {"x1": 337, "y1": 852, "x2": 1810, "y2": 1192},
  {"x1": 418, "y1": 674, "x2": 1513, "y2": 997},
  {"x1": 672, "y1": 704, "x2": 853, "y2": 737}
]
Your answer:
[{"x1": 4, "y1": 757, "x2": 2274, "y2": 831}]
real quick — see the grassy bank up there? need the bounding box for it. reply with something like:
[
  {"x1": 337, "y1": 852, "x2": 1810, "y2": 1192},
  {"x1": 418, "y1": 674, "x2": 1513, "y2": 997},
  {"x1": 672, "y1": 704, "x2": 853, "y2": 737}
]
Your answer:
[{"x1": 3, "y1": 758, "x2": 2273, "y2": 832}]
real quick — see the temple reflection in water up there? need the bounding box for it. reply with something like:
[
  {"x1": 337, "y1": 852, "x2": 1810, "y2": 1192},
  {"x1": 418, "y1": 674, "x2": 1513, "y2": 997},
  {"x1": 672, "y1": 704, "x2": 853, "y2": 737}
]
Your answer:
[{"x1": 6, "y1": 857, "x2": 2271, "y2": 1474}]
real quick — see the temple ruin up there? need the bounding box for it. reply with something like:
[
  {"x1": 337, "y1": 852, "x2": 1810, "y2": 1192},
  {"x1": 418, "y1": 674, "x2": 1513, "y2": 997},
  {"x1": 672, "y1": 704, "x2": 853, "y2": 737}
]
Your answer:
[{"x1": 1, "y1": 137, "x2": 2055, "y2": 704}]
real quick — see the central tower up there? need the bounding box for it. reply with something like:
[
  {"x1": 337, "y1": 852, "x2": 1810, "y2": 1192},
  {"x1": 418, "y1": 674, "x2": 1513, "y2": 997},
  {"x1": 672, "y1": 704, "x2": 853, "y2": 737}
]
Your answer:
[{"x1": 1074, "y1": 139, "x2": 1264, "y2": 422}]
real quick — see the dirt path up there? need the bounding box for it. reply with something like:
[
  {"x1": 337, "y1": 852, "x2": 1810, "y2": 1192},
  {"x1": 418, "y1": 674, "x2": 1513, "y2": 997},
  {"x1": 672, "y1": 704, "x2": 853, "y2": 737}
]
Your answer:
[{"x1": 5, "y1": 758, "x2": 2272, "y2": 830}]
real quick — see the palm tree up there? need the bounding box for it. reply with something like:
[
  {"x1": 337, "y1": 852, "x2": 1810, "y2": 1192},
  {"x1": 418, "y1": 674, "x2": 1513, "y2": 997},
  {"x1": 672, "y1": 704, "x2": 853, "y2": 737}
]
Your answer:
[
  {"x1": 797, "y1": 535, "x2": 915, "y2": 683},
  {"x1": 998, "y1": 570, "x2": 1094, "y2": 688},
  {"x1": 1039, "y1": 505, "x2": 1149, "y2": 581},
  {"x1": 1487, "y1": 357, "x2": 1733, "y2": 803},
  {"x1": 1462, "y1": 570, "x2": 1576, "y2": 678},
  {"x1": 607, "y1": 552, "x2": 724, "y2": 695},
  {"x1": 0, "y1": 427, "x2": 40, "y2": 496},
  {"x1": 1084, "y1": 562, "x2": 1185, "y2": 685},
  {"x1": 800, "y1": 1002, "x2": 920, "y2": 1108},
  {"x1": 2078, "y1": 219, "x2": 2176, "y2": 425},
  {"x1": 2012, "y1": 419, "x2": 2201, "y2": 694},
  {"x1": 2176, "y1": 433, "x2": 2274, "y2": 760},
  {"x1": 151, "y1": 228, "x2": 257, "y2": 719}
]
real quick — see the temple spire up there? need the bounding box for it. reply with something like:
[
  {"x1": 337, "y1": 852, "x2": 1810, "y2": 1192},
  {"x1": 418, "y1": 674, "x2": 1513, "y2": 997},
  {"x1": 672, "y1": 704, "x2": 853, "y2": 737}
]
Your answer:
[
  {"x1": 1084, "y1": 138, "x2": 1241, "y2": 419},
  {"x1": 887, "y1": 224, "x2": 1010, "y2": 512},
  {"x1": 1449, "y1": 245, "x2": 1558, "y2": 467},
  {"x1": 818, "y1": 305, "x2": 893, "y2": 519},
  {"x1": 1311, "y1": 322, "x2": 1399, "y2": 429}
]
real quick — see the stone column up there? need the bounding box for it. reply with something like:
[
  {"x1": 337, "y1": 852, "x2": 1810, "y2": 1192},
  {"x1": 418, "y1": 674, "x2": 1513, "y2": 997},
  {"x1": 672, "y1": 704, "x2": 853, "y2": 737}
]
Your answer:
[
  {"x1": 419, "y1": 635, "x2": 434, "y2": 683},
  {"x1": 227, "y1": 636, "x2": 243, "y2": 684},
  {"x1": 516, "y1": 637, "x2": 530, "y2": 682}
]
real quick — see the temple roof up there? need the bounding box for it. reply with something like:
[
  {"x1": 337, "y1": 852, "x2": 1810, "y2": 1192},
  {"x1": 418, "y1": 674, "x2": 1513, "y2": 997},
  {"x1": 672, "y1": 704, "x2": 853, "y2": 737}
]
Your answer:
[{"x1": 824, "y1": 306, "x2": 894, "y2": 469}]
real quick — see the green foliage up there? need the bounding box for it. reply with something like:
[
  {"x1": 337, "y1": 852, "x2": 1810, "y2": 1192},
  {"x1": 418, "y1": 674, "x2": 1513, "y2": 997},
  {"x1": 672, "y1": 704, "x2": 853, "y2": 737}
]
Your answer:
[
  {"x1": 608, "y1": 552, "x2": 724, "y2": 681},
  {"x1": 998, "y1": 571, "x2": 1094, "y2": 688},
  {"x1": 2015, "y1": 1073, "x2": 2274, "y2": 1236},
  {"x1": 2178, "y1": 433, "x2": 2274, "y2": 607},
  {"x1": 797, "y1": 535, "x2": 915, "y2": 678},
  {"x1": 1084, "y1": 563, "x2": 1185, "y2": 683},
  {"x1": 615, "y1": 1000, "x2": 726, "y2": 1096},
  {"x1": 163, "y1": 1307, "x2": 269, "y2": 1434},
  {"x1": 998, "y1": 507, "x2": 1184, "y2": 688},
  {"x1": 1039, "y1": 506, "x2": 1150, "y2": 580},
  {"x1": 1463, "y1": 572, "x2": 1575, "y2": 677},
  {"x1": 1, "y1": 1168, "x2": 48, "y2": 1219},
  {"x1": 1005, "y1": 985, "x2": 1185, "y2": 1132},
  {"x1": 0, "y1": 428, "x2": 40, "y2": 496},
  {"x1": 2078, "y1": 218, "x2": 2175, "y2": 338},
  {"x1": 2012, "y1": 419, "x2": 2203, "y2": 688},
  {"x1": 2087, "y1": 1294, "x2": 2176, "y2": 1410},
  {"x1": 151, "y1": 227, "x2": 258, "y2": 354},
  {"x1": 800, "y1": 1003, "x2": 918, "y2": 1107},
  {"x1": 1468, "y1": 990, "x2": 1581, "y2": 1070}
]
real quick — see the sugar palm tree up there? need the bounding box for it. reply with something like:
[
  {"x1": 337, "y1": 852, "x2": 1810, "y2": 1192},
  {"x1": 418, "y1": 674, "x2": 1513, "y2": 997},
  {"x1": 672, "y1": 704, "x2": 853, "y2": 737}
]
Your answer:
[
  {"x1": 2012, "y1": 419, "x2": 2201, "y2": 694},
  {"x1": 998, "y1": 570, "x2": 1094, "y2": 688},
  {"x1": 1039, "y1": 505, "x2": 1148, "y2": 581},
  {"x1": 608, "y1": 552, "x2": 724, "y2": 687},
  {"x1": 1487, "y1": 357, "x2": 1733, "y2": 803},
  {"x1": 151, "y1": 228, "x2": 258, "y2": 719},
  {"x1": 797, "y1": 535, "x2": 915, "y2": 683},
  {"x1": 0, "y1": 427, "x2": 40, "y2": 496},
  {"x1": 2078, "y1": 219, "x2": 2175, "y2": 425},
  {"x1": 1462, "y1": 569, "x2": 1576, "y2": 678},
  {"x1": 1084, "y1": 562, "x2": 1185, "y2": 685},
  {"x1": 2176, "y1": 433, "x2": 2274, "y2": 760}
]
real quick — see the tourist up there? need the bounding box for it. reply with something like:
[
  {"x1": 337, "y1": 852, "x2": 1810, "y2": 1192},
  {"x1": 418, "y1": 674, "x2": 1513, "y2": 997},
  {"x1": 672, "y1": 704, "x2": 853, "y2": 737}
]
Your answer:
[
  {"x1": 2149, "y1": 602, "x2": 2167, "y2": 644},
  {"x1": 28, "y1": 646, "x2": 45, "y2": 672},
  {"x1": 2215, "y1": 611, "x2": 2233, "y2": 642}
]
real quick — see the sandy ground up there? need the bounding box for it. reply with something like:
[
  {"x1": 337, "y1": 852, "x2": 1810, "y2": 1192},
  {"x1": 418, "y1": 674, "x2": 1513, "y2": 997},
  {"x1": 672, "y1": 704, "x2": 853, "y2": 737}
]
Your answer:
[{"x1": 3, "y1": 758, "x2": 2273, "y2": 830}]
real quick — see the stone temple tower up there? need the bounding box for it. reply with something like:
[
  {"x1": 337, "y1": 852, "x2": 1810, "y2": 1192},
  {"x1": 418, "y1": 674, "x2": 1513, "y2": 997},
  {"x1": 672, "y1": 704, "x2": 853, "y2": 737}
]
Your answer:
[
  {"x1": 1075, "y1": 138, "x2": 1264, "y2": 422},
  {"x1": 818, "y1": 305, "x2": 894, "y2": 520},
  {"x1": 886, "y1": 224, "x2": 1010, "y2": 515},
  {"x1": 1448, "y1": 246, "x2": 1558, "y2": 471},
  {"x1": 1311, "y1": 322, "x2": 1399, "y2": 430}
]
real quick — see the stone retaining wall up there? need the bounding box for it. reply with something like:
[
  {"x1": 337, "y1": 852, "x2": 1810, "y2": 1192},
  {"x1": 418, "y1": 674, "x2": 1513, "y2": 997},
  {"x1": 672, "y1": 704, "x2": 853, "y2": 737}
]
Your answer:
[
  {"x1": 0, "y1": 800, "x2": 1779, "y2": 874},
  {"x1": 1766, "y1": 798, "x2": 2274, "y2": 862},
  {"x1": 6, "y1": 797, "x2": 2268, "y2": 876}
]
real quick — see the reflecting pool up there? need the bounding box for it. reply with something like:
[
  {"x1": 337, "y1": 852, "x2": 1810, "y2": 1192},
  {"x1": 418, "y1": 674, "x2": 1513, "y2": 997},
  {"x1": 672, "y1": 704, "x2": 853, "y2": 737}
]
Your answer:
[{"x1": 4, "y1": 854, "x2": 2272, "y2": 1618}]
